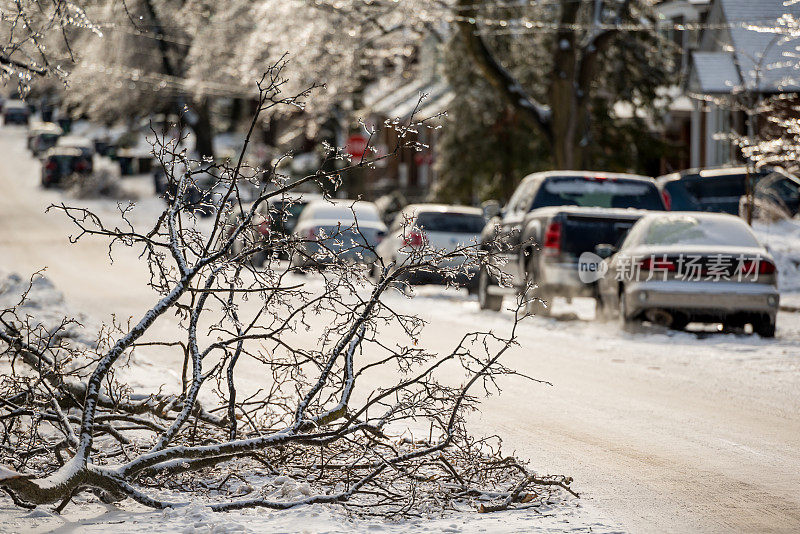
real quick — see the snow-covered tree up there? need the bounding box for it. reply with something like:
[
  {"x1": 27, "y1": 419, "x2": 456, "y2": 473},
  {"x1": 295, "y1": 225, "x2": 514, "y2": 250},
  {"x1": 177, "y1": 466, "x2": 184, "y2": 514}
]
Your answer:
[{"x1": 451, "y1": 0, "x2": 675, "y2": 172}]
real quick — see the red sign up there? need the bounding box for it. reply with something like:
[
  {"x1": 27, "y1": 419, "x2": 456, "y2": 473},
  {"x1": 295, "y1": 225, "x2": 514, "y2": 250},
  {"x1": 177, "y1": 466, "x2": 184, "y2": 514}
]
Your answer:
[{"x1": 346, "y1": 134, "x2": 368, "y2": 159}]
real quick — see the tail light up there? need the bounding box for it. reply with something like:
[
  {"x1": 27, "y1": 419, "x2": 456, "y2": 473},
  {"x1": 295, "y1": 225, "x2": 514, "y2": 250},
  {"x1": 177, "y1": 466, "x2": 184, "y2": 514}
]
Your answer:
[
  {"x1": 403, "y1": 230, "x2": 424, "y2": 248},
  {"x1": 256, "y1": 213, "x2": 271, "y2": 236},
  {"x1": 45, "y1": 160, "x2": 57, "y2": 171},
  {"x1": 75, "y1": 160, "x2": 88, "y2": 172},
  {"x1": 637, "y1": 256, "x2": 677, "y2": 272},
  {"x1": 661, "y1": 189, "x2": 672, "y2": 211},
  {"x1": 543, "y1": 221, "x2": 561, "y2": 255},
  {"x1": 759, "y1": 260, "x2": 777, "y2": 275},
  {"x1": 740, "y1": 259, "x2": 776, "y2": 275}
]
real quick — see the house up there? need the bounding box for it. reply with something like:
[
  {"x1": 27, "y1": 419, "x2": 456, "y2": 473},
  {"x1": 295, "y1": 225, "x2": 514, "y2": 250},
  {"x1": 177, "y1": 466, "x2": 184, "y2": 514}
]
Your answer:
[{"x1": 687, "y1": 0, "x2": 800, "y2": 167}]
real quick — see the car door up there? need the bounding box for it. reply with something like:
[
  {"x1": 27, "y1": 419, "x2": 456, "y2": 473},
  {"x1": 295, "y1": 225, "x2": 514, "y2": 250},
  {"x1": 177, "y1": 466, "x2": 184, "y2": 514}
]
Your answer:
[{"x1": 495, "y1": 178, "x2": 538, "y2": 282}]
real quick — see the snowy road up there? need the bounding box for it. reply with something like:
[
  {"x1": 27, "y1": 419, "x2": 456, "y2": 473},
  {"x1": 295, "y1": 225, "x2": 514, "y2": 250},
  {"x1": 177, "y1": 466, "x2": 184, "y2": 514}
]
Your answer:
[{"x1": 1, "y1": 127, "x2": 799, "y2": 533}]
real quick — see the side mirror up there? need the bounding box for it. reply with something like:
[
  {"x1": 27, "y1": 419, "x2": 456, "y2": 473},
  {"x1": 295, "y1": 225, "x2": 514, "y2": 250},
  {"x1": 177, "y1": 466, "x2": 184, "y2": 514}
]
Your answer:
[
  {"x1": 595, "y1": 243, "x2": 616, "y2": 259},
  {"x1": 376, "y1": 229, "x2": 387, "y2": 243},
  {"x1": 482, "y1": 200, "x2": 501, "y2": 219}
]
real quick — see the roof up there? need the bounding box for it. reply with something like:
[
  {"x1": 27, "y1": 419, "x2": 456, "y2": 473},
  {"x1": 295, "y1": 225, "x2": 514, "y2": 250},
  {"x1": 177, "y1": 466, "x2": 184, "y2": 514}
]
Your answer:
[
  {"x1": 691, "y1": 52, "x2": 742, "y2": 93},
  {"x1": 691, "y1": 0, "x2": 800, "y2": 94},
  {"x1": 364, "y1": 78, "x2": 454, "y2": 120}
]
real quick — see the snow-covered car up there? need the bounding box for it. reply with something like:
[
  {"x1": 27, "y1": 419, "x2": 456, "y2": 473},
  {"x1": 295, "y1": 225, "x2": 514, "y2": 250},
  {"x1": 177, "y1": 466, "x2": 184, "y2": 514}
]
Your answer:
[
  {"x1": 40, "y1": 147, "x2": 93, "y2": 188},
  {"x1": 597, "y1": 212, "x2": 779, "y2": 337},
  {"x1": 56, "y1": 135, "x2": 96, "y2": 161},
  {"x1": 2, "y1": 100, "x2": 30, "y2": 125},
  {"x1": 27, "y1": 122, "x2": 63, "y2": 156},
  {"x1": 375, "y1": 204, "x2": 485, "y2": 289},
  {"x1": 290, "y1": 199, "x2": 387, "y2": 269}
]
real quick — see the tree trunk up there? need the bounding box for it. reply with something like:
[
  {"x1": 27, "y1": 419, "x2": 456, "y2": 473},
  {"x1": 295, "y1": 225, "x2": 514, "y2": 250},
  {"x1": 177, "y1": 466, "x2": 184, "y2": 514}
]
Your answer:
[{"x1": 193, "y1": 99, "x2": 214, "y2": 160}]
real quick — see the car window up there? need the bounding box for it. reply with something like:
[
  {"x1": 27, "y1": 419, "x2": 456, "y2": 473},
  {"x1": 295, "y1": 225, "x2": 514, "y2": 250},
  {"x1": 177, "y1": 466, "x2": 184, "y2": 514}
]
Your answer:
[
  {"x1": 506, "y1": 178, "x2": 535, "y2": 213},
  {"x1": 532, "y1": 177, "x2": 664, "y2": 210},
  {"x1": 663, "y1": 181, "x2": 701, "y2": 211},
  {"x1": 756, "y1": 171, "x2": 800, "y2": 202},
  {"x1": 641, "y1": 215, "x2": 760, "y2": 247},
  {"x1": 415, "y1": 212, "x2": 485, "y2": 233},
  {"x1": 685, "y1": 174, "x2": 746, "y2": 199}
]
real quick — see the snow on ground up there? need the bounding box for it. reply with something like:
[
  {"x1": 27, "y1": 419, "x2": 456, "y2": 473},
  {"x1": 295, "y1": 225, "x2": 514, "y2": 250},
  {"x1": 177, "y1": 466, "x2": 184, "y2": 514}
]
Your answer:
[{"x1": 0, "y1": 495, "x2": 622, "y2": 534}]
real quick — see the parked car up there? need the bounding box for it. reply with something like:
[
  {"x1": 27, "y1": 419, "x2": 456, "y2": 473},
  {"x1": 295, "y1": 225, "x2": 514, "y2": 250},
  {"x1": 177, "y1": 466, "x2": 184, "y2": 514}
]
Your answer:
[
  {"x1": 290, "y1": 199, "x2": 387, "y2": 269},
  {"x1": 3, "y1": 100, "x2": 30, "y2": 125},
  {"x1": 596, "y1": 212, "x2": 779, "y2": 337},
  {"x1": 40, "y1": 147, "x2": 93, "y2": 188},
  {"x1": 27, "y1": 123, "x2": 63, "y2": 156},
  {"x1": 375, "y1": 204, "x2": 486, "y2": 289},
  {"x1": 477, "y1": 171, "x2": 666, "y2": 312},
  {"x1": 56, "y1": 135, "x2": 96, "y2": 161},
  {"x1": 226, "y1": 192, "x2": 322, "y2": 264},
  {"x1": 657, "y1": 166, "x2": 800, "y2": 217}
]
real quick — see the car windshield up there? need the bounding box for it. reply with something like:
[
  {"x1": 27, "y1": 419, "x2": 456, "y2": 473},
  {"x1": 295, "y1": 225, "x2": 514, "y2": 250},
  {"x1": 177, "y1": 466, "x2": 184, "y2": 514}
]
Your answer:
[
  {"x1": 415, "y1": 212, "x2": 485, "y2": 233},
  {"x1": 532, "y1": 177, "x2": 663, "y2": 210},
  {"x1": 641, "y1": 215, "x2": 761, "y2": 247}
]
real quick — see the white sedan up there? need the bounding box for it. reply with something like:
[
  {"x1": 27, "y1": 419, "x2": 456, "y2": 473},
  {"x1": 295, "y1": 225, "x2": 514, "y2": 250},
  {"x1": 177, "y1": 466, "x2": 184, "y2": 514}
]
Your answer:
[
  {"x1": 375, "y1": 204, "x2": 486, "y2": 290},
  {"x1": 597, "y1": 212, "x2": 779, "y2": 336},
  {"x1": 290, "y1": 199, "x2": 387, "y2": 269}
]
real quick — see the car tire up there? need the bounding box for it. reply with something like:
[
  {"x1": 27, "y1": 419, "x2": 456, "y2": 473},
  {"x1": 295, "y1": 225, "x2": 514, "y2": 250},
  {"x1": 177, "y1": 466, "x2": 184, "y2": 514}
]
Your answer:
[
  {"x1": 753, "y1": 316, "x2": 776, "y2": 338},
  {"x1": 478, "y1": 266, "x2": 503, "y2": 311},
  {"x1": 523, "y1": 256, "x2": 552, "y2": 317},
  {"x1": 670, "y1": 314, "x2": 689, "y2": 331}
]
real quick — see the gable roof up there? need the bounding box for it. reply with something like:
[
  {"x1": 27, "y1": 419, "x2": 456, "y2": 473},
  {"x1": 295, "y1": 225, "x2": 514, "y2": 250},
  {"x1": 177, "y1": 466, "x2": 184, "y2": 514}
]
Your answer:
[{"x1": 691, "y1": 0, "x2": 800, "y2": 94}]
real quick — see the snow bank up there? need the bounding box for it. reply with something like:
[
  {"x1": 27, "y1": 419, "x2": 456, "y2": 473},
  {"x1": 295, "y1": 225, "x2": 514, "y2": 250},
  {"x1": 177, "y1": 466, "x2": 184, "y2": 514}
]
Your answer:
[{"x1": 752, "y1": 219, "x2": 800, "y2": 291}]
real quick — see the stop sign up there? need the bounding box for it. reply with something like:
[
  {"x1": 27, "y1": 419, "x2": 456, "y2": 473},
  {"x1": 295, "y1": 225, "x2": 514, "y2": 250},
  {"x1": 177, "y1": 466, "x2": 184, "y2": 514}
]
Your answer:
[{"x1": 346, "y1": 134, "x2": 368, "y2": 159}]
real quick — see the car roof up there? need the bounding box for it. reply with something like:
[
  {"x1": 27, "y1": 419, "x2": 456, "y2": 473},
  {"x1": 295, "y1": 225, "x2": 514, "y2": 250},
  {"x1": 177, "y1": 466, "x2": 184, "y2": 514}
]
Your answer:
[
  {"x1": 57, "y1": 136, "x2": 94, "y2": 147},
  {"x1": 639, "y1": 210, "x2": 746, "y2": 224},
  {"x1": 29, "y1": 122, "x2": 62, "y2": 134},
  {"x1": 656, "y1": 166, "x2": 771, "y2": 182},
  {"x1": 4, "y1": 100, "x2": 27, "y2": 109},
  {"x1": 268, "y1": 192, "x2": 323, "y2": 204},
  {"x1": 403, "y1": 203, "x2": 482, "y2": 215},
  {"x1": 521, "y1": 170, "x2": 654, "y2": 183},
  {"x1": 45, "y1": 147, "x2": 84, "y2": 157}
]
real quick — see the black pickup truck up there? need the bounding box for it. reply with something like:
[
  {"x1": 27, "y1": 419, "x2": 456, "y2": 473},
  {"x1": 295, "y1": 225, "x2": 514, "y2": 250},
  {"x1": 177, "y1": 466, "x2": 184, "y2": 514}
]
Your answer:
[{"x1": 477, "y1": 171, "x2": 665, "y2": 312}]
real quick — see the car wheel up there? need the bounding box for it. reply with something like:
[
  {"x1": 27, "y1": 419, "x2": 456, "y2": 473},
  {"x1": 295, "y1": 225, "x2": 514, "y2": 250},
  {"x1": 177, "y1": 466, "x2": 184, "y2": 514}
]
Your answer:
[
  {"x1": 523, "y1": 256, "x2": 551, "y2": 317},
  {"x1": 478, "y1": 266, "x2": 503, "y2": 311},
  {"x1": 753, "y1": 316, "x2": 776, "y2": 338},
  {"x1": 670, "y1": 314, "x2": 689, "y2": 331}
]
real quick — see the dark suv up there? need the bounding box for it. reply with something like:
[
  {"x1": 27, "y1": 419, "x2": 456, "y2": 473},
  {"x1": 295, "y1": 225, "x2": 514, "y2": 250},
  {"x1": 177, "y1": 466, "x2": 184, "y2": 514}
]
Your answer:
[{"x1": 656, "y1": 167, "x2": 800, "y2": 217}]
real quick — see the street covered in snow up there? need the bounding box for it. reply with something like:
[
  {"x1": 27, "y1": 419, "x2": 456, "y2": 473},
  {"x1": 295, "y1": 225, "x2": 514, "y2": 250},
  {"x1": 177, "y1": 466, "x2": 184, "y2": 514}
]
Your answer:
[
  {"x1": 1, "y1": 119, "x2": 799, "y2": 533},
  {"x1": 4, "y1": 0, "x2": 800, "y2": 530}
]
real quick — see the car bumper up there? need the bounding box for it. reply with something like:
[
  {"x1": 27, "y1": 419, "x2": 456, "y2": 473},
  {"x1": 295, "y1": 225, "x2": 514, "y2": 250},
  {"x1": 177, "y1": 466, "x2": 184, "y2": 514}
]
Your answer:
[
  {"x1": 539, "y1": 261, "x2": 595, "y2": 297},
  {"x1": 624, "y1": 280, "x2": 779, "y2": 319}
]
